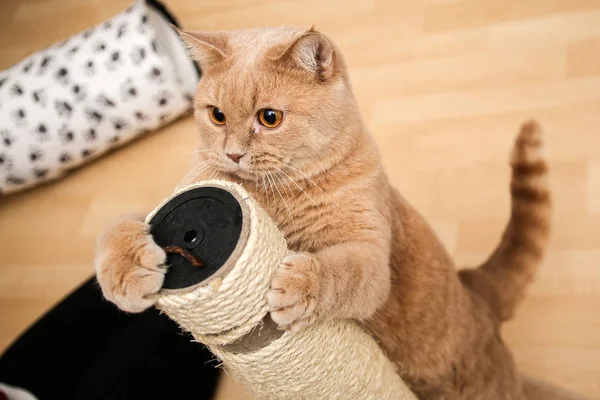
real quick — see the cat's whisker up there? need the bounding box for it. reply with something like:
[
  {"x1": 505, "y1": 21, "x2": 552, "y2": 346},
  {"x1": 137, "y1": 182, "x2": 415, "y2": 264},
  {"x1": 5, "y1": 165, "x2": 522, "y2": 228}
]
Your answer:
[
  {"x1": 187, "y1": 158, "x2": 213, "y2": 172},
  {"x1": 187, "y1": 149, "x2": 215, "y2": 157},
  {"x1": 275, "y1": 166, "x2": 323, "y2": 214},
  {"x1": 180, "y1": 159, "x2": 215, "y2": 186},
  {"x1": 286, "y1": 161, "x2": 333, "y2": 202},
  {"x1": 186, "y1": 165, "x2": 214, "y2": 185},
  {"x1": 182, "y1": 159, "x2": 213, "y2": 182},
  {"x1": 269, "y1": 172, "x2": 295, "y2": 232},
  {"x1": 267, "y1": 173, "x2": 277, "y2": 213},
  {"x1": 261, "y1": 174, "x2": 271, "y2": 211},
  {"x1": 180, "y1": 160, "x2": 212, "y2": 185},
  {"x1": 275, "y1": 170, "x2": 293, "y2": 198}
]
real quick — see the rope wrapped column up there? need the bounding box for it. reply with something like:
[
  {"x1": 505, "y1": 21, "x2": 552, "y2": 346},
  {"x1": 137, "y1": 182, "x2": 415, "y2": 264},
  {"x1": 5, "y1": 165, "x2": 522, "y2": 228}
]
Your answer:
[{"x1": 147, "y1": 180, "x2": 416, "y2": 400}]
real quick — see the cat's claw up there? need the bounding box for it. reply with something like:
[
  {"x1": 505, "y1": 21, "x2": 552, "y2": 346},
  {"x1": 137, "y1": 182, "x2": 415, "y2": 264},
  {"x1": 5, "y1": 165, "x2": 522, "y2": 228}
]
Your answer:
[
  {"x1": 267, "y1": 253, "x2": 321, "y2": 333},
  {"x1": 95, "y1": 218, "x2": 167, "y2": 313}
]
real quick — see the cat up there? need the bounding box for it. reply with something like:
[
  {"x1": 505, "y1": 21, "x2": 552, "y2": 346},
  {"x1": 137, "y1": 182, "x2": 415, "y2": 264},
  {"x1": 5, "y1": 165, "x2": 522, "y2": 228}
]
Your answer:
[{"x1": 95, "y1": 27, "x2": 579, "y2": 399}]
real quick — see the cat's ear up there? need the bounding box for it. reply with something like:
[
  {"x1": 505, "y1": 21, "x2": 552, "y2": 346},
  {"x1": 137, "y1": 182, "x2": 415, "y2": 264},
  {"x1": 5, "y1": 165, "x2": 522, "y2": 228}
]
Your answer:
[
  {"x1": 274, "y1": 28, "x2": 335, "y2": 80},
  {"x1": 172, "y1": 26, "x2": 229, "y2": 69}
]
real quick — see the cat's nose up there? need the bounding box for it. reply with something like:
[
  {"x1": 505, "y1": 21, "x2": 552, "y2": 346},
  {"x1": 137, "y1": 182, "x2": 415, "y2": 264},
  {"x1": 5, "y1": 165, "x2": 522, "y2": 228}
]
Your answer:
[{"x1": 226, "y1": 153, "x2": 245, "y2": 164}]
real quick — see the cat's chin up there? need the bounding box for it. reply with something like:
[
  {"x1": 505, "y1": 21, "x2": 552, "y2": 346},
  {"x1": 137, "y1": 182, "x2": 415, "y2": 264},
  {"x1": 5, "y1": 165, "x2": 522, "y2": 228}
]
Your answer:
[{"x1": 220, "y1": 168, "x2": 261, "y2": 183}]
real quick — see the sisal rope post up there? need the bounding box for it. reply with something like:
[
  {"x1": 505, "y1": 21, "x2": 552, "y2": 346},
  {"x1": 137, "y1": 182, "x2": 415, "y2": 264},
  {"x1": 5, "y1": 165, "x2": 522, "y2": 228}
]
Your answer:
[{"x1": 147, "y1": 180, "x2": 416, "y2": 400}]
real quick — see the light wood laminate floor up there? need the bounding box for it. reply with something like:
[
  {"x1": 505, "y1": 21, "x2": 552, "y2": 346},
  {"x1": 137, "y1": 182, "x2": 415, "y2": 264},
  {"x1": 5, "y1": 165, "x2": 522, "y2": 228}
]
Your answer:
[{"x1": 1, "y1": 0, "x2": 599, "y2": 398}]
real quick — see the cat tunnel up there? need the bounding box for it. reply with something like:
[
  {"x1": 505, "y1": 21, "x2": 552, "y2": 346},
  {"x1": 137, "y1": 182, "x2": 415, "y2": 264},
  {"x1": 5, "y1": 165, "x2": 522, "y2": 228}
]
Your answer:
[
  {"x1": 0, "y1": 0, "x2": 198, "y2": 195},
  {"x1": 146, "y1": 180, "x2": 417, "y2": 400}
]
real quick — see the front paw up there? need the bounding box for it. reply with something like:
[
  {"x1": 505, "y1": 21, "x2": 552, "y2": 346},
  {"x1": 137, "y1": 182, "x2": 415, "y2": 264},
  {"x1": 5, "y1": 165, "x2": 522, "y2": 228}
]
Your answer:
[
  {"x1": 267, "y1": 253, "x2": 321, "y2": 333},
  {"x1": 95, "y1": 217, "x2": 167, "y2": 313}
]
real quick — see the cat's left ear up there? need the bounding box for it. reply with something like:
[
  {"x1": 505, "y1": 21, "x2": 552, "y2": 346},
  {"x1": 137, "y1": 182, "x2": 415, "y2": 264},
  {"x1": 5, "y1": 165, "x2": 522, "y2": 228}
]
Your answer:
[{"x1": 274, "y1": 28, "x2": 335, "y2": 80}]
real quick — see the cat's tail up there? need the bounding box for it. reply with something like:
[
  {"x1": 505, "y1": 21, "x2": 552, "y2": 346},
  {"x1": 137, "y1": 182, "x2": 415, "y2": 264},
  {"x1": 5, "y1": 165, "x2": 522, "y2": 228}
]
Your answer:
[{"x1": 460, "y1": 120, "x2": 552, "y2": 322}]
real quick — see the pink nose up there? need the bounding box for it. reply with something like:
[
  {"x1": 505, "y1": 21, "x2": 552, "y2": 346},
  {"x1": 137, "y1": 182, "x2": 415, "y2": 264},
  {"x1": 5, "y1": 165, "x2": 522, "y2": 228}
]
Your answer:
[{"x1": 226, "y1": 153, "x2": 245, "y2": 164}]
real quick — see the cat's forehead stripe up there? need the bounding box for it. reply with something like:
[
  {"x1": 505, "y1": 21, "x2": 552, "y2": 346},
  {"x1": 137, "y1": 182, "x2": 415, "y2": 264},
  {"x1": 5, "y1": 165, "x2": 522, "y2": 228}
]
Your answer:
[{"x1": 227, "y1": 27, "x2": 300, "y2": 69}]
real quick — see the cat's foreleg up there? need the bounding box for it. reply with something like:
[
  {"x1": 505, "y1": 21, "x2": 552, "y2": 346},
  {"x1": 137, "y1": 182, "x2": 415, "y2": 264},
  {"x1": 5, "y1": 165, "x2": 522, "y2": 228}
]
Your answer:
[{"x1": 267, "y1": 241, "x2": 391, "y2": 332}]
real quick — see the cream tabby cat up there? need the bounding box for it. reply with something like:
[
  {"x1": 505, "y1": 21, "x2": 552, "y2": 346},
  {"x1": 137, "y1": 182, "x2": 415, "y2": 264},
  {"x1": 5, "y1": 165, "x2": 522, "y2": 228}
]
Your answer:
[{"x1": 95, "y1": 27, "x2": 581, "y2": 399}]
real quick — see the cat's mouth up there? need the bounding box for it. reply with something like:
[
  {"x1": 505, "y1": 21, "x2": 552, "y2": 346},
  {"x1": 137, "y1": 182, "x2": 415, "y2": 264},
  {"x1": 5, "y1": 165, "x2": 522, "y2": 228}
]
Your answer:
[
  {"x1": 217, "y1": 159, "x2": 257, "y2": 181},
  {"x1": 214, "y1": 153, "x2": 291, "y2": 184}
]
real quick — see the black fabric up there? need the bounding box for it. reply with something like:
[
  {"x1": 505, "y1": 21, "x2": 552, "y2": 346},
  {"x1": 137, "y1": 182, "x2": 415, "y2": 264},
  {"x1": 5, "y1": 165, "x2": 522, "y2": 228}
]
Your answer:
[
  {"x1": 146, "y1": 0, "x2": 202, "y2": 79},
  {"x1": 0, "y1": 277, "x2": 220, "y2": 400}
]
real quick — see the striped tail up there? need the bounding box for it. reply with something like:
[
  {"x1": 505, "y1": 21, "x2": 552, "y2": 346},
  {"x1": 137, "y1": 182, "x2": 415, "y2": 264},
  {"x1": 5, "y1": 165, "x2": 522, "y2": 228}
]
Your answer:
[{"x1": 460, "y1": 120, "x2": 552, "y2": 322}]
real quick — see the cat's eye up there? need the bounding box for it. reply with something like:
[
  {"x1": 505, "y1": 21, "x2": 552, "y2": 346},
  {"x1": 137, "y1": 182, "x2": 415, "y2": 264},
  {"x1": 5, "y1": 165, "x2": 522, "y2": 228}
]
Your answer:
[
  {"x1": 257, "y1": 109, "x2": 283, "y2": 128},
  {"x1": 208, "y1": 106, "x2": 226, "y2": 125}
]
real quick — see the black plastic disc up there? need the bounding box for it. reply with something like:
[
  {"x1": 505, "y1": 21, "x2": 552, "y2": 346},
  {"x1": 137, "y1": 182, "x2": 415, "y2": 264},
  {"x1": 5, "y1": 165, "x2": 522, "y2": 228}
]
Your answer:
[{"x1": 148, "y1": 186, "x2": 243, "y2": 290}]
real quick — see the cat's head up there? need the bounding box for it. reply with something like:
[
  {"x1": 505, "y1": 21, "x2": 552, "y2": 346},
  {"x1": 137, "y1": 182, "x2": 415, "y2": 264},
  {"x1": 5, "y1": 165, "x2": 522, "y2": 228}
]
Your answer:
[{"x1": 177, "y1": 26, "x2": 361, "y2": 181}]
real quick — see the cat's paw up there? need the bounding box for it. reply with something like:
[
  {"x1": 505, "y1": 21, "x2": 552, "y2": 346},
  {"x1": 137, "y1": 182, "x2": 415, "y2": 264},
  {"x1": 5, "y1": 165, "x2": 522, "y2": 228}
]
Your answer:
[
  {"x1": 267, "y1": 253, "x2": 321, "y2": 333},
  {"x1": 95, "y1": 216, "x2": 167, "y2": 313}
]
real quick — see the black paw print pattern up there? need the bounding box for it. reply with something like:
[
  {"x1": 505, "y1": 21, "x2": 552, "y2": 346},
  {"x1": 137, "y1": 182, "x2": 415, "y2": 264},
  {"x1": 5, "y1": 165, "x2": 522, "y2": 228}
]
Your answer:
[
  {"x1": 6, "y1": 176, "x2": 25, "y2": 185},
  {"x1": 0, "y1": 2, "x2": 193, "y2": 193},
  {"x1": 130, "y1": 46, "x2": 146, "y2": 65},
  {"x1": 105, "y1": 50, "x2": 122, "y2": 70},
  {"x1": 55, "y1": 67, "x2": 69, "y2": 85},
  {"x1": 81, "y1": 148, "x2": 95, "y2": 158},
  {"x1": 96, "y1": 94, "x2": 116, "y2": 108},
  {"x1": 146, "y1": 66, "x2": 164, "y2": 83},
  {"x1": 58, "y1": 125, "x2": 75, "y2": 144},
  {"x1": 82, "y1": 29, "x2": 94, "y2": 39},
  {"x1": 22, "y1": 60, "x2": 34, "y2": 73},
  {"x1": 112, "y1": 118, "x2": 128, "y2": 131},
  {"x1": 55, "y1": 99, "x2": 73, "y2": 118},
  {"x1": 33, "y1": 167, "x2": 49, "y2": 179},
  {"x1": 71, "y1": 83, "x2": 87, "y2": 101},
  {"x1": 59, "y1": 152, "x2": 73, "y2": 164},
  {"x1": 120, "y1": 78, "x2": 137, "y2": 101},
  {"x1": 134, "y1": 111, "x2": 146, "y2": 121},
  {"x1": 0, "y1": 153, "x2": 13, "y2": 171},
  {"x1": 10, "y1": 83, "x2": 24, "y2": 97},
  {"x1": 116, "y1": 22, "x2": 128, "y2": 39},
  {"x1": 93, "y1": 41, "x2": 107, "y2": 53},
  {"x1": 33, "y1": 123, "x2": 50, "y2": 142},
  {"x1": 84, "y1": 128, "x2": 97, "y2": 141},
  {"x1": 155, "y1": 90, "x2": 172, "y2": 108},
  {"x1": 85, "y1": 108, "x2": 104, "y2": 124},
  {"x1": 32, "y1": 89, "x2": 47, "y2": 107},
  {"x1": 151, "y1": 38, "x2": 160, "y2": 54},
  {"x1": 66, "y1": 45, "x2": 79, "y2": 59},
  {"x1": 29, "y1": 146, "x2": 43, "y2": 163},
  {"x1": 83, "y1": 60, "x2": 95, "y2": 76},
  {"x1": 10, "y1": 108, "x2": 27, "y2": 127},
  {"x1": 137, "y1": 14, "x2": 149, "y2": 34},
  {"x1": 38, "y1": 55, "x2": 52, "y2": 75},
  {"x1": 1, "y1": 130, "x2": 14, "y2": 147}
]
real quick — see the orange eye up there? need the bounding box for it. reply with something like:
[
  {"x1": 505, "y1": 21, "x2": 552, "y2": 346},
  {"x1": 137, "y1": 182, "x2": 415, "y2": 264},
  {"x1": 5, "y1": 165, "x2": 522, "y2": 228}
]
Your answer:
[
  {"x1": 208, "y1": 106, "x2": 226, "y2": 125},
  {"x1": 257, "y1": 109, "x2": 283, "y2": 128}
]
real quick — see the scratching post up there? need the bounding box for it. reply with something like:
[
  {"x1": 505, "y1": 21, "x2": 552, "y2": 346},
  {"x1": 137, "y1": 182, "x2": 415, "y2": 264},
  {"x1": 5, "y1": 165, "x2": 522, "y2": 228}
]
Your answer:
[{"x1": 146, "y1": 180, "x2": 416, "y2": 400}]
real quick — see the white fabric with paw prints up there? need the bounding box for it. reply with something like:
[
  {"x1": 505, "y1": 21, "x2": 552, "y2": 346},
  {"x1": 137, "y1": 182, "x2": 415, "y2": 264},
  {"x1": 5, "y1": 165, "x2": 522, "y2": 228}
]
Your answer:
[{"x1": 0, "y1": 0, "x2": 199, "y2": 195}]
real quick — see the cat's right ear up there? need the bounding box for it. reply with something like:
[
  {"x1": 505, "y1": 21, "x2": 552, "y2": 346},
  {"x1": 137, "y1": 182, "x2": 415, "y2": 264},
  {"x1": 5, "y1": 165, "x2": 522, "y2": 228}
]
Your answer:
[{"x1": 172, "y1": 25, "x2": 229, "y2": 69}]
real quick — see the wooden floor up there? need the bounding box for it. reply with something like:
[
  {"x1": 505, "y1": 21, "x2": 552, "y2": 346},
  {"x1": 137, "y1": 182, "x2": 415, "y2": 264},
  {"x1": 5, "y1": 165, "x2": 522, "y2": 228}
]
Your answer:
[{"x1": 1, "y1": 0, "x2": 599, "y2": 398}]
